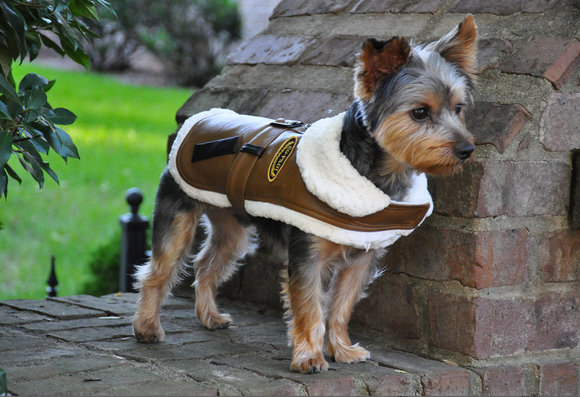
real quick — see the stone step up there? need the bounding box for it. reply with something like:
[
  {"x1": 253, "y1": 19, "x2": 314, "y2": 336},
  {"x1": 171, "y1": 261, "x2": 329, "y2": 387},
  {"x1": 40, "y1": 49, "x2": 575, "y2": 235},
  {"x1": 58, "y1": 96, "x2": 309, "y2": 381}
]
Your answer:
[{"x1": 0, "y1": 294, "x2": 574, "y2": 396}]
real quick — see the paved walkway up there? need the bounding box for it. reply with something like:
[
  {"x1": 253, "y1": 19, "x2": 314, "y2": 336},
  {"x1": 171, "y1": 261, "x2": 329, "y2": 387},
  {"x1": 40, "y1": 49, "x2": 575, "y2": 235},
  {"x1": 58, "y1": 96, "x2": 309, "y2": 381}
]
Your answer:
[{"x1": 1, "y1": 294, "x2": 476, "y2": 396}]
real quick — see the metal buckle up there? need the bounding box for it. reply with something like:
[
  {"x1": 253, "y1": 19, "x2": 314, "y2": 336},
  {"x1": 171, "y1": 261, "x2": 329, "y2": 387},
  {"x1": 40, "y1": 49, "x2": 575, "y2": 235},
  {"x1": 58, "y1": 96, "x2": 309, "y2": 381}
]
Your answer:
[{"x1": 270, "y1": 118, "x2": 304, "y2": 129}]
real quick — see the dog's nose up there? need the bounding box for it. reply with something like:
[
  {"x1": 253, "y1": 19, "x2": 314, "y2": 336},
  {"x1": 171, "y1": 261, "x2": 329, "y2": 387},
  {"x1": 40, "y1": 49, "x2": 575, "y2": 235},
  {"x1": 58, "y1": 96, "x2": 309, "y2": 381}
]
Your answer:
[{"x1": 454, "y1": 142, "x2": 475, "y2": 161}]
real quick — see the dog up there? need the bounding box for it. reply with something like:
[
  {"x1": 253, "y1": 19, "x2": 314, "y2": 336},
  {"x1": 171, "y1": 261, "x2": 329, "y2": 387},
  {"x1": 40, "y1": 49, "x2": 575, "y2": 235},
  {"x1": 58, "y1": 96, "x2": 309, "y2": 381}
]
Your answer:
[{"x1": 132, "y1": 15, "x2": 478, "y2": 374}]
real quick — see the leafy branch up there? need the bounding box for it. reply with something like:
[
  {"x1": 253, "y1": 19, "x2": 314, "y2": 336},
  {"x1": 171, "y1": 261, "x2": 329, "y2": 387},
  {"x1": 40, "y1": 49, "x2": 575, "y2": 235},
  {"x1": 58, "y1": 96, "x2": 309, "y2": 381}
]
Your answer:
[{"x1": 0, "y1": 0, "x2": 114, "y2": 198}]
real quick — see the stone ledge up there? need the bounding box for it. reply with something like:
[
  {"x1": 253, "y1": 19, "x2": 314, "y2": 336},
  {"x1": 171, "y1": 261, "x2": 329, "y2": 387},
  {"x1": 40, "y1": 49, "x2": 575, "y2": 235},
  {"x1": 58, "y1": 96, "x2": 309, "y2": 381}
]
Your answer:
[{"x1": 3, "y1": 294, "x2": 576, "y2": 395}]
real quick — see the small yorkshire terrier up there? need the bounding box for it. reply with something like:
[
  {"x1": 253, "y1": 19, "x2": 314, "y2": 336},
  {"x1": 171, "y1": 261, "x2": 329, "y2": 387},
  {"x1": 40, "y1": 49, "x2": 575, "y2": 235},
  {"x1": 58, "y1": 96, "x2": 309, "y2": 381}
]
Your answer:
[{"x1": 133, "y1": 16, "x2": 478, "y2": 374}]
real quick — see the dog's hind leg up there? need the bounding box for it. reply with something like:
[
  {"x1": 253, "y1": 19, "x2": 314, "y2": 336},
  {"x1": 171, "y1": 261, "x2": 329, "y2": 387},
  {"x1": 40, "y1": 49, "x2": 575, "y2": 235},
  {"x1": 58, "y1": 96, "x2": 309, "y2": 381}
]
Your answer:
[
  {"x1": 133, "y1": 169, "x2": 202, "y2": 343},
  {"x1": 194, "y1": 207, "x2": 257, "y2": 330},
  {"x1": 325, "y1": 250, "x2": 378, "y2": 363}
]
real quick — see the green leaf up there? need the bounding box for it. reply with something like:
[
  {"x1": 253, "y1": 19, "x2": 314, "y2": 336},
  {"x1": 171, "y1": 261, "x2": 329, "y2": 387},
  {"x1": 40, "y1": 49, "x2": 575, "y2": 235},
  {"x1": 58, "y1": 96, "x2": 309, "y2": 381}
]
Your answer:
[
  {"x1": 39, "y1": 33, "x2": 66, "y2": 57},
  {"x1": 28, "y1": 134, "x2": 50, "y2": 155},
  {"x1": 0, "y1": 44, "x2": 12, "y2": 77},
  {"x1": 0, "y1": 130, "x2": 13, "y2": 170},
  {"x1": 5, "y1": 163, "x2": 22, "y2": 184},
  {"x1": 41, "y1": 124, "x2": 80, "y2": 160},
  {"x1": 0, "y1": 102, "x2": 11, "y2": 119},
  {"x1": 0, "y1": 167, "x2": 7, "y2": 198},
  {"x1": 22, "y1": 152, "x2": 45, "y2": 188},
  {"x1": 61, "y1": 40, "x2": 90, "y2": 69},
  {"x1": 17, "y1": 137, "x2": 59, "y2": 185},
  {"x1": 19, "y1": 73, "x2": 50, "y2": 93},
  {"x1": 26, "y1": 31, "x2": 42, "y2": 62},
  {"x1": 55, "y1": 126, "x2": 80, "y2": 159},
  {"x1": 45, "y1": 108, "x2": 77, "y2": 125},
  {"x1": 16, "y1": 138, "x2": 43, "y2": 165},
  {"x1": 0, "y1": 73, "x2": 21, "y2": 104},
  {"x1": 45, "y1": 79, "x2": 57, "y2": 93},
  {"x1": 7, "y1": 99, "x2": 23, "y2": 119},
  {"x1": 26, "y1": 86, "x2": 48, "y2": 111},
  {"x1": 39, "y1": 160, "x2": 59, "y2": 184},
  {"x1": 20, "y1": 124, "x2": 50, "y2": 154},
  {"x1": 0, "y1": 2, "x2": 27, "y2": 61},
  {"x1": 71, "y1": 0, "x2": 100, "y2": 20}
]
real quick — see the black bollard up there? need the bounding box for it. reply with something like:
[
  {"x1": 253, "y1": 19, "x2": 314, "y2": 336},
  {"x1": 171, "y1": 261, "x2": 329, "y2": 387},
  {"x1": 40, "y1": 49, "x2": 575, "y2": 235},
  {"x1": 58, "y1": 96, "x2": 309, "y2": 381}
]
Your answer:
[
  {"x1": 46, "y1": 254, "x2": 58, "y2": 298},
  {"x1": 119, "y1": 188, "x2": 150, "y2": 293}
]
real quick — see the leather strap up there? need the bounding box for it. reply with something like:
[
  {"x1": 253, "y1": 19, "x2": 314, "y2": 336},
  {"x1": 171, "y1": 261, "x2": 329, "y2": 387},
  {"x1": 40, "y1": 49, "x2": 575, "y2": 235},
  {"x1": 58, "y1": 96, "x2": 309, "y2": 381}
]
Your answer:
[{"x1": 226, "y1": 127, "x2": 289, "y2": 215}]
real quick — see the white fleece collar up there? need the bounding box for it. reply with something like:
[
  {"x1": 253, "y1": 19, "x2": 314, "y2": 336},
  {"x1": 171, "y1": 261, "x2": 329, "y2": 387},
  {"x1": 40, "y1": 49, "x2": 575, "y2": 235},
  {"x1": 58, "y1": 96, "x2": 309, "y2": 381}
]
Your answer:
[{"x1": 296, "y1": 112, "x2": 433, "y2": 217}]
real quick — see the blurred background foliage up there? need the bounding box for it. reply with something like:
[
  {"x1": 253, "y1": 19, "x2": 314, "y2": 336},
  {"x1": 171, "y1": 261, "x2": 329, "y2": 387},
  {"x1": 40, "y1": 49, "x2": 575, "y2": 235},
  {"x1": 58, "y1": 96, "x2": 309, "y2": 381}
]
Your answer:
[
  {"x1": 0, "y1": 0, "x2": 242, "y2": 299},
  {"x1": 83, "y1": 0, "x2": 242, "y2": 87}
]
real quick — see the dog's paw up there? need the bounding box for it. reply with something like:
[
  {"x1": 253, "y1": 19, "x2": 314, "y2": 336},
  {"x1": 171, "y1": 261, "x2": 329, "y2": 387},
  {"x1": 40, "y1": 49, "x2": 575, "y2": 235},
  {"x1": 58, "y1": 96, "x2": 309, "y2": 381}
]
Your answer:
[
  {"x1": 133, "y1": 319, "x2": 166, "y2": 343},
  {"x1": 201, "y1": 312, "x2": 233, "y2": 330},
  {"x1": 327, "y1": 343, "x2": 370, "y2": 364},
  {"x1": 291, "y1": 353, "x2": 329, "y2": 374}
]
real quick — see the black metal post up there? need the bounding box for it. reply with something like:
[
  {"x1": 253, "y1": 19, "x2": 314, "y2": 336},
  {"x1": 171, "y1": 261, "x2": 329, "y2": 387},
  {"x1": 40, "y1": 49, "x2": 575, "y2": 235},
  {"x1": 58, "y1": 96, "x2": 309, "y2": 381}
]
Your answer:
[
  {"x1": 46, "y1": 254, "x2": 58, "y2": 298},
  {"x1": 119, "y1": 188, "x2": 150, "y2": 293}
]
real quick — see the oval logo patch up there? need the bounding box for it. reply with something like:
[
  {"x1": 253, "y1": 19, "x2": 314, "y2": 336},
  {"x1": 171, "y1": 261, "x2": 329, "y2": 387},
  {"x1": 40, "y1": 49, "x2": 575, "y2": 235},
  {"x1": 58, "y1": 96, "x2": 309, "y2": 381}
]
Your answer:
[{"x1": 268, "y1": 137, "x2": 297, "y2": 182}]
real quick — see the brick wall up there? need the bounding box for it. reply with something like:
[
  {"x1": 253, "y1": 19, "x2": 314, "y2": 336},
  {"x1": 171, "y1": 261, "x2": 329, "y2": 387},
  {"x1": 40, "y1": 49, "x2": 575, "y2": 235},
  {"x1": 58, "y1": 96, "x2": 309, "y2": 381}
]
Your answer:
[{"x1": 174, "y1": 0, "x2": 580, "y2": 390}]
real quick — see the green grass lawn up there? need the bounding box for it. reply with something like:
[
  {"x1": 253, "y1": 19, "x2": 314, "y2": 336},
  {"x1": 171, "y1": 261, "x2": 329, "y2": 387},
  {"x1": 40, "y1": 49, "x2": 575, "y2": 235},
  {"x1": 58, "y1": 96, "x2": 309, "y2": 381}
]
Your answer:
[{"x1": 0, "y1": 64, "x2": 192, "y2": 300}]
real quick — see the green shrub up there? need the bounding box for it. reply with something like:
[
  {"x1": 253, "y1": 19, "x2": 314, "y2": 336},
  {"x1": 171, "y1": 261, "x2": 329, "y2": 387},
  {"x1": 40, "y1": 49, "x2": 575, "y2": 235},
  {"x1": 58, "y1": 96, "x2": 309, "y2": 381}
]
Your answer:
[
  {"x1": 81, "y1": 226, "x2": 152, "y2": 297},
  {"x1": 80, "y1": 230, "x2": 122, "y2": 296}
]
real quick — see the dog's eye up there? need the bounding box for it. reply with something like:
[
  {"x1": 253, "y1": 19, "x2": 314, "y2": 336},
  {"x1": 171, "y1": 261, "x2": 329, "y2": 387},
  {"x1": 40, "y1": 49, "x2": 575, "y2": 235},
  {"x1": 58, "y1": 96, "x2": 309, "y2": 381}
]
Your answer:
[
  {"x1": 455, "y1": 103, "x2": 463, "y2": 115},
  {"x1": 411, "y1": 107, "x2": 429, "y2": 121}
]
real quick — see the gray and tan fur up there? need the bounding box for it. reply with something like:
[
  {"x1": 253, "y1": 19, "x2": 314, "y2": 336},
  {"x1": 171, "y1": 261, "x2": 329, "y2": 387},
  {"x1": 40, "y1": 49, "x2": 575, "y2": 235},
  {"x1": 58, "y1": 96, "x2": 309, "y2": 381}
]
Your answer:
[{"x1": 133, "y1": 15, "x2": 478, "y2": 374}]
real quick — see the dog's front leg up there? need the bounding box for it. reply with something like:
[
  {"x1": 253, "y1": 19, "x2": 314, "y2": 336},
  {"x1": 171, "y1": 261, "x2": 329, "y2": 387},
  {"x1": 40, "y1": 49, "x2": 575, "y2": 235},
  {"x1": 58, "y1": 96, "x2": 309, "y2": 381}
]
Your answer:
[
  {"x1": 285, "y1": 233, "x2": 331, "y2": 374},
  {"x1": 325, "y1": 249, "x2": 377, "y2": 363}
]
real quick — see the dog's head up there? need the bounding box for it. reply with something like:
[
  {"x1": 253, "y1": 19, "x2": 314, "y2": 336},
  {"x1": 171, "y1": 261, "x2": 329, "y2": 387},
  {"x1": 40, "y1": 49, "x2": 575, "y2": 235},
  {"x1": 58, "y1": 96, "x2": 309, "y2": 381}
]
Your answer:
[{"x1": 354, "y1": 15, "x2": 478, "y2": 176}]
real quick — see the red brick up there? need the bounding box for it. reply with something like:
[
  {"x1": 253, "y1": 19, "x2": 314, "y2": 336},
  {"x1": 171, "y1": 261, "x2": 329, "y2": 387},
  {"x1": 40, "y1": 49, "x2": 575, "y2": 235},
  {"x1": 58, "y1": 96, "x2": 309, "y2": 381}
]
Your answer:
[
  {"x1": 226, "y1": 35, "x2": 316, "y2": 66},
  {"x1": 371, "y1": 349, "x2": 471, "y2": 396},
  {"x1": 257, "y1": 90, "x2": 353, "y2": 124},
  {"x1": 364, "y1": 372, "x2": 414, "y2": 396},
  {"x1": 540, "y1": 93, "x2": 580, "y2": 152},
  {"x1": 527, "y1": 293, "x2": 580, "y2": 352},
  {"x1": 429, "y1": 294, "x2": 535, "y2": 359},
  {"x1": 301, "y1": 36, "x2": 363, "y2": 68},
  {"x1": 517, "y1": 132, "x2": 532, "y2": 151},
  {"x1": 449, "y1": 0, "x2": 561, "y2": 15},
  {"x1": 573, "y1": 151, "x2": 580, "y2": 229},
  {"x1": 477, "y1": 38, "x2": 513, "y2": 72},
  {"x1": 468, "y1": 229, "x2": 529, "y2": 288},
  {"x1": 502, "y1": 37, "x2": 580, "y2": 89},
  {"x1": 538, "y1": 229, "x2": 580, "y2": 282},
  {"x1": 472, "y1": 366, "x2": 526, "y2": 396},
  {"x1": 429, "y1": 294, "x2": 477, "y2": 357},
  {"x1": 352, "y1": 276, "x2": 421, "y2": 339},
  {"x1": 422, "y1": 371, "x2": 471, "y2": 396},
  {"x1": 539, "y1": 362, "x2": 579, "y2": 396},
  {"x1": 429, "y1": 292, "x2": 580, "y2": 358},
  {"x1": 430, "y1": 163, "x2": 484, "y2": 218},
  {"x1": 475, "y1": 160, "x2": 571, "y2": 218},
  {"x1": 271, "y1": 0, "x2": 351, "y2": 18},
  {"x1": 467, "y1": 103, "x2": 531, "y2": 154},
  {"x1": 433, "y1": 160, "x2": 571, "y2": 218},
  {"x1": 388, "y1": 226, "x2": 528, "y2": 289},
  {"x1": 351, "y1": 0, "x2": 446, "y2": 14}
]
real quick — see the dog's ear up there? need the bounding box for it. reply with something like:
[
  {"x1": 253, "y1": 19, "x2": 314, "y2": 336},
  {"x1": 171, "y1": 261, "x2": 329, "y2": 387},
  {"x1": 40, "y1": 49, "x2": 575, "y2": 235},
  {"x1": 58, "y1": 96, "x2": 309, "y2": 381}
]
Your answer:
[
  {"x1": 428, "y1": 15, "x2": 478, "y2": 80},
  {"x1": 355, "y1": 36, "x2": 411, "y2": 101}
]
